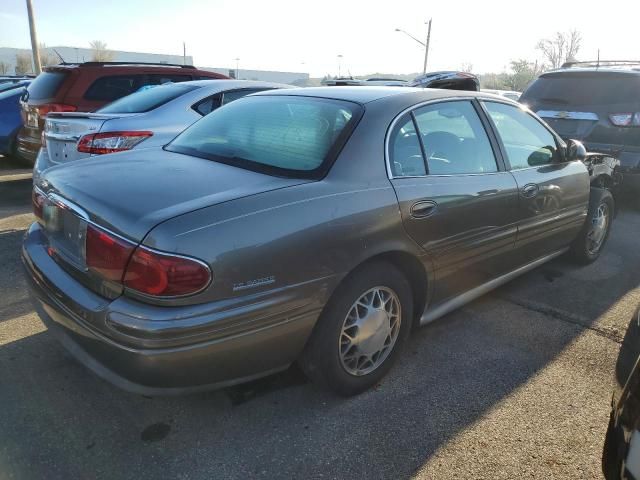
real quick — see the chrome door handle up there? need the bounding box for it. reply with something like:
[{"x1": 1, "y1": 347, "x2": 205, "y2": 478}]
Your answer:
[
  {"x1": 410, "y1": 201, "x2": 437, "y2": 218},
  {"x1": 521, "y1": 183, "x2": 539, "y2": 198}
]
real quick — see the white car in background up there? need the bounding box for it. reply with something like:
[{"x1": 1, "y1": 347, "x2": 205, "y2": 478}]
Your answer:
[{"x1": 481, "y1": 89, "x2": 522, "y2": 101}]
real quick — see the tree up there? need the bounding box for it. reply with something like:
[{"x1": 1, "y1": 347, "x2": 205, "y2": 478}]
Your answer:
[
  {"x1": 15, "y1": 52, "x2": 33, "y2": 75},
  {"x1": 39, "y1": 43, "x2": 56, "y2": 67},
  {"x1": 0, "y1": 61, "x2": 9, "y2": 75},
  {"x1": 89, "y1": 40, "x2": 115, "y2": 62},
  {"x1": 504, "y1": 59, "x2": 543, "y2": 91},
  {"x1": 459, "y1": 62, "x2": 474, "y2": 73},
  {"x1": 536, "y1": 30, "x2": 582, "y2": 69}
]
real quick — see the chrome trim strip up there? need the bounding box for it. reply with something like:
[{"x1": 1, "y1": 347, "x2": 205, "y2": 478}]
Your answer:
[
  {"x1": 44, "y1": 131, "x2": 81, "y2": 142},
  {"x1": 419, "y1": 248, "x2": 568, "y2": 325},
  {"x1": 536, "y1": 110, "x2": 599, "y2": 121}
]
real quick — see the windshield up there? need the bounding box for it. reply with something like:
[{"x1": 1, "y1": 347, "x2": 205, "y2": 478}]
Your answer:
[
  {"x1": 522, "y1": 73, "x2": 640, "y2": 106},
  {"x1": 97, "y1": 83, "x2": 201, "y2": 113},
  {"x1": 166, "y1": 95, "x2": 361, "y2": 178}
]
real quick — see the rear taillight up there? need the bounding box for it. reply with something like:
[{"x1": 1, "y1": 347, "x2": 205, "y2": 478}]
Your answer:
[
  {"x1": 123, "y1": 247, "x2": 211, "y2": 297},
  {"x1": 36, "y1": 103, "x2": 77, "y2": 117},
  {"x1": 609, "y1": 113, "x2": 640, "y2": 127},
  {"x1": 85, "y1": 224, "x2": 135, "y2": 282},
  {"x1": 84, "y1": 223, "x2": 211, "y2": 297},
  {"x1": 77, "y1": 131, "x2": 153, "y2": 155},
  {"x1": 32, "y1": 188, "x2": 46, "y2": 221}
]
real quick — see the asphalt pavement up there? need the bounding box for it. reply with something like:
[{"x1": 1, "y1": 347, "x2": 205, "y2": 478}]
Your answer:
[{"x1": 1, "y1": 167, "x2": 638, "y2": 479}]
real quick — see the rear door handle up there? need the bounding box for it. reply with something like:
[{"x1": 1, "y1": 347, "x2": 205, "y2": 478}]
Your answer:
[
  {"x1": 410, "y1": 201, "x2": 437, "y2": 218},
  {"x1": 521, "y1": 183, "x2": 539, "y2": 198}
]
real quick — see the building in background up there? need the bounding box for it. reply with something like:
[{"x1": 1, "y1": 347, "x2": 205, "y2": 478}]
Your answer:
[
  {"x1": 0, "y1": 47, "x2": 309, "y2": 85},
  {"x1": 0, "y1": 47, "x2": 193, "y2": 73},
  {"x1": 200, "y1": 67, "x2": 309, "y2": 85}
]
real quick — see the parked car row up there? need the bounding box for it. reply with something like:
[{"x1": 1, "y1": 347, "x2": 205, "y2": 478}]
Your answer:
[{"x1": 15, "y1": 61, "x2": 228, "y2": 163}]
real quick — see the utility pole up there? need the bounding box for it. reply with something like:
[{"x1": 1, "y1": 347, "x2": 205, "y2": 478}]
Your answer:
[
  {"x1": 422, "y1": 18, "x2": 432, "y2": 75},
  {"x1": 26, "y1": 0, "x2": 41, "y2": 74},
  {"x1": 183, "y1": 42, "x2": 186, "y2": 65},
  {"x1": 234, "y1": 57, "x2": 240, "y2": 79}
]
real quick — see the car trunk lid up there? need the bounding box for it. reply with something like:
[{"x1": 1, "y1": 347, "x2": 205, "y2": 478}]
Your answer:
[
  {"x1": 36, "y1": 148, "x2": 311, "y2": 297},
  {"x1": 38, "y1": 147, "x2": 310, "y2": 244}
]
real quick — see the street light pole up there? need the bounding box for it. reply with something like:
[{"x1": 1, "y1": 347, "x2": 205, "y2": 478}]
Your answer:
[
  {"x1": 423, "y1": 18, "x2": 432, "y2": 75},
  {"x1": 234, "y1": 57, "x2": 240, "y2": 79},
  {"x1": 25, "y1": 0, "x2": 41, "y2": 74},
  {"x1": 395, "y1": 18, "x2": 432, "y2": 75},
  {"x1": 337, "y1": 54, "x2": 343, "y2": 77}
]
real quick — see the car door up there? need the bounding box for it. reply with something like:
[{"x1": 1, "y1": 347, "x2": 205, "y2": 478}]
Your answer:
[
  {"x1": 481, "y1": 101, "x2": 589, "y2": 264},
  {"x1": 389, "y1": 99, "x2": 520, "y2": 304}
]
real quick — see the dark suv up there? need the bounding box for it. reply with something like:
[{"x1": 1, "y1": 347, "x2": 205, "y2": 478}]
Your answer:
[
  {"x1": 16, "y1": 62, "x2": 227, "y2": 163},
  {"x1": 520, "y1": 61, "x2": 640, "y2": 197}
]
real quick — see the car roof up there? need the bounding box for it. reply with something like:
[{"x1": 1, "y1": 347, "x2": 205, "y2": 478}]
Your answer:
[
  {"x1": 253, "y1": 86, "x2": 497, "y2": 105},
  {"x1": 542, "y1": 66, "x2": 640, "y2": 76},
  {"x1": 179, "y1": 79, "x2": 293, "y2": 91}
]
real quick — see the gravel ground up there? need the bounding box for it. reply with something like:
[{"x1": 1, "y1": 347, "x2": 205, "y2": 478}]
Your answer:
[{"x1": 0, "y1": 169, "x2": 638, "y2": 480}]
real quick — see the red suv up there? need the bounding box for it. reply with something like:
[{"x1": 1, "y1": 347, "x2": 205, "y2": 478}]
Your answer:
[{"x1": 17, "y1": 62, "x2": 227, "y2": 163}]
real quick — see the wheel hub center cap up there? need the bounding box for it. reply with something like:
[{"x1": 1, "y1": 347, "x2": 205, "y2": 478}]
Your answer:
[{"x1": 354, "y1": 308, "x2": 390, "y2": 355}]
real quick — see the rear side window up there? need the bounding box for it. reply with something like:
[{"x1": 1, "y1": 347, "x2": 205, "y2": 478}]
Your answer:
[
  {"x1": 412, "y1": 101, "x2": 498, "y2": 175},
  {"x1": 191, "y1": 89, "x2": 267, "y2": 116},
  {"x1": 26, "y1": 71, "x2": 67, "y2": 100},
  {"x1": 389, "y1": 114, "x2": 426, "y2": 177},
  {"x1": 84, "y1": 75, "x2": 148, "y2": 102},
  {"x1": 168, "y1": 95, "x2": 361, "y2": 178},
  {"x1": 146, "y1": 74, "x2": 192, "y2": 85},
  {"x1": 484, "y1": 102, "x2": 558, "y2": 169},
  {"x1": 522, "y1": 74, "x2": 640, "y2": 106},
  {"x1": 97, "y1": 83, "x2": 201, "y2": 113}
]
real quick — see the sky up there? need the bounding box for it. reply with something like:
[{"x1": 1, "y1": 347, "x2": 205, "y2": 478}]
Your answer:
[{"x1": 1, "y1": 0, "x2": 638, "y2": 77}]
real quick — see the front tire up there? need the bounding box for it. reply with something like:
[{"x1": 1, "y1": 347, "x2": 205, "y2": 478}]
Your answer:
[
  {"x1": 299, "y1": 262, "x2": 413, "y2": 396},
  {"x1": 570, "y1": 188, "x2": 614, "y2": 264}
]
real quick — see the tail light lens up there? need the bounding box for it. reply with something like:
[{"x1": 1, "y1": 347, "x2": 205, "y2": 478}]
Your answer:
[
  {"x1": 85, "y1": 224, "x2": 135, "y2": 282},
  {"x1": 84, "y1": 223, "x2": 211, "y2": 297},
  {"x1": 77, "y1": 131, "x2": 153, "y2": 155},
  {"x1": 609, "y1": 113, "x2": 640, "y2": 127},
  {"x1": 36, "y1": 103, "x2": 77, "y2": 117},
  {"x1": 124, "y1": 248, "x2": 211, "y2": 296}
]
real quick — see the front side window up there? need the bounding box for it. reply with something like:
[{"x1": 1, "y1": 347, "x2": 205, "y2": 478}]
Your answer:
[
  {"x1": 412, "y1": 101, "x2": 498, "y2": 175},
  {"x1": 167, "y1": 95, "x2": 361, "y2": 178},
  {"x1": 484, "y1": 102, "x2": 558, "y2": 169}
]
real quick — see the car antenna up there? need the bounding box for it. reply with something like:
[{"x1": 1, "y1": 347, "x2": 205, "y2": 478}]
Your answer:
[{"x1": 53, "y1": 49, "x2": 67, "y2": 65}]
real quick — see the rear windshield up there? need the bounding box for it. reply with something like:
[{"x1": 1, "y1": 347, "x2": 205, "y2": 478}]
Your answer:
[
  {"x1": 166, "y1": 95, "x2": 362, "y2": 178},
  {"x1": 26, "y1": 71, "x2": 67, "y2": 100},
  {"x1": 97, "y1": 83, "x2": 201, "y2": 113},
  {"x1": 522, "y1": 73, "x2": 640, "y2": 106}
]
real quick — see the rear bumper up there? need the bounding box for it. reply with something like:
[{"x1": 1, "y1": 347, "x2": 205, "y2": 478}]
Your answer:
[
  {"x1": 15, "y1": 127, "x2": 40, "y2": 163},
  {"x1": 22, "y1": 223, "x2": 326, "y2": 395}
]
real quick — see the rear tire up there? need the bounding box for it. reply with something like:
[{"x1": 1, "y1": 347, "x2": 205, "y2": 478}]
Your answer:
[
  {"x1": 299, "y1": 262, "x2": 413, "y2": 396},
  {"x1": 570, "y1": 188, "x2": 614, "y2": 264}
]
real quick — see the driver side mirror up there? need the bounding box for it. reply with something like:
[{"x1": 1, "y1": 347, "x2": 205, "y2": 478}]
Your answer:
[{"x1": 565, "y1": 139, "x2": 587, "y2": 162}]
